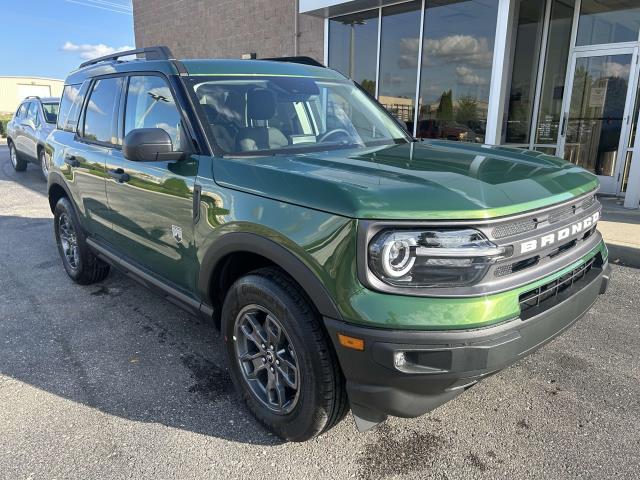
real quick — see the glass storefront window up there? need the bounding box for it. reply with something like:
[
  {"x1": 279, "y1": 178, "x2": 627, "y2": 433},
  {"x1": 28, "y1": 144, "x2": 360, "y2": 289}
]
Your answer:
[
  {"x1": 576, "y1": 0, "x2": 640, "y2": 46},
  {"x1": 328, "y1": 10, "x2": 379, "y2": 96},
  {"x1": 535, "y1": 0, "x2": 575, "y2": 144},
  {"x1": 378, "y1": 1, "x2": 422, "y2": 128},
  {"x1": 504, "y1": 1, "x2": 546, "y2": 144},
  {"x1": 417, "y1": 0, "x2": 499, "y2": 143}
]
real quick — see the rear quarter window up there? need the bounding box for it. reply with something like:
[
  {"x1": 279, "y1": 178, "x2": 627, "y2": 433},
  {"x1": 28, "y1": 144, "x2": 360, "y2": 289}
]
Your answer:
[{"x1": 57, "y1": 83, "x2": 88, "y2": 132}]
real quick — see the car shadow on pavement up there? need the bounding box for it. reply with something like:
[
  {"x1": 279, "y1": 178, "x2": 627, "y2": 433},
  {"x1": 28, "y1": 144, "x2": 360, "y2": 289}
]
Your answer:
[{"x1": 0, "y1": 214, "x2": 285, "y2": 446}]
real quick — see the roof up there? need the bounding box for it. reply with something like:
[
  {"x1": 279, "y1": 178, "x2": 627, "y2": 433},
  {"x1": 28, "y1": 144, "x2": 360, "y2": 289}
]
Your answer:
[
  {"x1": 65, "y1": 58, "x2": 345, "y2": 84},
  {"x1": 181, "y1": 59, "x2": 345, "y2": 80}
]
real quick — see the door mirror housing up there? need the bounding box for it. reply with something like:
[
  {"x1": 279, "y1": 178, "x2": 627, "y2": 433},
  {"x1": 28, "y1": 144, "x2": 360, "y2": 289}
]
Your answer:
[{"x1": 123, "y1": 128, "x2": 184, "y2": 162}]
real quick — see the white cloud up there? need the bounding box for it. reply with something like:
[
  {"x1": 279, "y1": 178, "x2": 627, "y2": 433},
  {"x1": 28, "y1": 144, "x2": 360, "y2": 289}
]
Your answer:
[
  {"x1": 455, "y1": 66, "x2": 488, "y2": 86},
  {"x1": 602, "y1": 62, "x2": 631, "y2": 79},
  {"x1": 424, "y1": 35, "x2": 493, "y2": 67},
  {"x1": 62, "y1": 41, "x2": 135, "y2": 61}
]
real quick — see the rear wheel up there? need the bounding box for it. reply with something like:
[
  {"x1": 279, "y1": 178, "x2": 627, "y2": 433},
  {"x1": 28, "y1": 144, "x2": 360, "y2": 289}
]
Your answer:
[
  {"x1": 222, "y1": 267, "x2": 348, "y2": 441},
  {"x1": 8, "y1": 141, "x2": 27, "y2": 172},
  {"x1": 54, "y1": 197, "x2": 110, "y2": 285}
]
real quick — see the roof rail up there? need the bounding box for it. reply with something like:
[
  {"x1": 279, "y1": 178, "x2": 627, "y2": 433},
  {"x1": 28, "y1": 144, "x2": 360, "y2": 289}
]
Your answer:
[
  {"x1": 24, "y1": 96, "x2": 41, "y2": 100},
  {"x1": 262, "y1": 56, "x2": 325, "y2": 68},
  {"x1": 79, "y1": 46, "x2": 175, "y2": 69}
]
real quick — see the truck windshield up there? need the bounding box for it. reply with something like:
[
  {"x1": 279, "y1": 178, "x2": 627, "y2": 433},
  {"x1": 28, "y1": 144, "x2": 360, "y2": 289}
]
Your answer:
[{"x1": 188, "y1": 76, "x2": 410, "y2": 155}]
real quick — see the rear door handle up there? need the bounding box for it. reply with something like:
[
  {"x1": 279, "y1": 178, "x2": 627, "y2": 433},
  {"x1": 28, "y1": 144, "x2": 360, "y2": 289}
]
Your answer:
[
  {"x1": 64, "y1": 154, "x2": 80, "y2": 167},
  {"x1": 108, "y1": 168, "x2": 130, "y2": 183}
]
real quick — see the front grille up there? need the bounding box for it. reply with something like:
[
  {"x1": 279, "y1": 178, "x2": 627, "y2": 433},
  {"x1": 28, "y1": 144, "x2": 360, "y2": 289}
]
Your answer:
[
  {"x1": 519, "y1": 256, "x2": 599, "y2": 320},
  {"x1": 548, "y1": 205, "x2": 576, "y2": 224},
  {"x1": 493, "y1": 219, "x2": 536, "y2": 239}
]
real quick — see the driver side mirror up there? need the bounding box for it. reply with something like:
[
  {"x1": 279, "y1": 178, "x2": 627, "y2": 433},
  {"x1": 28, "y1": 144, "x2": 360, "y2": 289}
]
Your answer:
[{"x1": 123, "y1": 128, "x2": 184, "y2": 162}]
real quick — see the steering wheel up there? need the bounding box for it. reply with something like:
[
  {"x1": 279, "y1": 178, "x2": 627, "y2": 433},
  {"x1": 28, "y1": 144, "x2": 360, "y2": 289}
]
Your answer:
[{"x1": 318, "y1": 128, "x2": 353, "y2": 143}]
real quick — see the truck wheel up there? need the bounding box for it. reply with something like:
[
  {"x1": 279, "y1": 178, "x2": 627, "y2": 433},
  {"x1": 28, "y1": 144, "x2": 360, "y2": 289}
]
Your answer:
[
  {"x1": 8, "y1": 141, "x2": 27, "y2": 172},
  {"x1": 54, "y1": 197, "x2": 110, "y2": 285},
  {"x1": 222, "y1": 267, "x2": 348, "y2": 441}
]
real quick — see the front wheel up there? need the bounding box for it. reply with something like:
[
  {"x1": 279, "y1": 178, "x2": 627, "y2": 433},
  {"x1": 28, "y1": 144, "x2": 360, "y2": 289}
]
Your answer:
[
  {"x1": 8, "y1": 141, "x2": 27, "y2": 172},
  {"x1": 54, "y1": 197, "x2": 110, "y2": 285},
  {"x1": 39, "y1": 148, "x2": 49, "y2": 180},
  {"x1": 222, "y1": 267, "x2": 348, "y2": 441}
]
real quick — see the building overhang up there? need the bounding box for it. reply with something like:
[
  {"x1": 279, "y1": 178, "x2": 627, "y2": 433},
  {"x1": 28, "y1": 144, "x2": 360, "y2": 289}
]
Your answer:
[{"x1": 299, "y1": 0, "x2": 405, "y2": 17}]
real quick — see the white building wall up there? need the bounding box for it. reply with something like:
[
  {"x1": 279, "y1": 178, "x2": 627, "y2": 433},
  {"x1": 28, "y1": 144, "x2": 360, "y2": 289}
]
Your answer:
[{"x1": 0, "y1": 77, "x2": 64, "y2": 114}]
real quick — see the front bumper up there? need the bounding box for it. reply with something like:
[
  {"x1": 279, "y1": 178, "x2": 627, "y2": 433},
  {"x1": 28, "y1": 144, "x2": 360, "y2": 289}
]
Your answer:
[{"x1": 325, "y1": 260, "x2": 611, "y2": 430}]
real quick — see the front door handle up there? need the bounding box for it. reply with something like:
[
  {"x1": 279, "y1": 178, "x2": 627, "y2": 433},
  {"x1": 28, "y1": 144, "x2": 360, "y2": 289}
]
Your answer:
[
  {"x1": 64, "y1": 154, "x2": 80, "y2": 167},
  {"x1": 108, "y1": 168, "x2": 130, "y2": 183}
]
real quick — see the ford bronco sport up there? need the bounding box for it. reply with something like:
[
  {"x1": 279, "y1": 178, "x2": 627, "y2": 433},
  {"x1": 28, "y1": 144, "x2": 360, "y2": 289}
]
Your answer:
[{"x1": 46, "y1": 47, "x2": 610, "y2": 442}]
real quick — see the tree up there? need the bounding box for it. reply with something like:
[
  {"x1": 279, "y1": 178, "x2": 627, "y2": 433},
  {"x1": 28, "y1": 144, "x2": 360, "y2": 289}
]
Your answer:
[
  {"x1": 436, "y1": 90, "x2": 454, "y2": 121},
  {"x1": 456, "y1": 95, "x2": 479, "y2": 126}
]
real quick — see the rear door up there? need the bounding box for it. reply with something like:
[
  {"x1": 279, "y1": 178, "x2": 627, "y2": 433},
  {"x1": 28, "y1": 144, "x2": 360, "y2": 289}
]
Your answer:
[
  {"x1": 23, "y1": 101, "x2": 40, "y2": 159},
  {"x1": 103, "y1": 74, "x2": 199, "y2": 292},
  {"x1": 12, "y1": 102, "x2": 29, "y2": 154},
  {"x1": 68, "y1": 76, "x2": 125, "y2": 239}
]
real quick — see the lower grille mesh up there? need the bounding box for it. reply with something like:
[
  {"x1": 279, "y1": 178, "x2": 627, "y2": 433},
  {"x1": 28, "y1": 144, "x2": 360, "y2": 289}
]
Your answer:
[{"x1": 519, "y1": 256, "x2": 598, "y2": 319}]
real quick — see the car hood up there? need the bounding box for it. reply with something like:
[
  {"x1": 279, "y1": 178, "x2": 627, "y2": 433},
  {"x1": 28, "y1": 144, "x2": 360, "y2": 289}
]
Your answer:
[{"x1": 213, "y1": 140, "x2": 599, "y2": 220}]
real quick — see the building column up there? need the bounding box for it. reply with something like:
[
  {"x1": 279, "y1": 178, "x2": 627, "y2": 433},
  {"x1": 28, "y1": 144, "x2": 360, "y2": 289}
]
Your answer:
[{"x1": 485, "y1": 0, "x2": 516, "y2": 146}]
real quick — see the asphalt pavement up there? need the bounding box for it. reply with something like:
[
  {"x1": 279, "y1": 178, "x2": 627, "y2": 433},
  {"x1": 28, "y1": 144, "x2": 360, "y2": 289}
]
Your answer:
[{"x1": 1, "y1": 144, "x2": 639, "y2": 479}]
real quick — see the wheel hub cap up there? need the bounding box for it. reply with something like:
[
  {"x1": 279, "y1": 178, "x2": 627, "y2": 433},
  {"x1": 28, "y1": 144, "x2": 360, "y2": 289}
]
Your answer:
[{"x1": 234, "y1": 305, "x2": 300, "y2": 415}]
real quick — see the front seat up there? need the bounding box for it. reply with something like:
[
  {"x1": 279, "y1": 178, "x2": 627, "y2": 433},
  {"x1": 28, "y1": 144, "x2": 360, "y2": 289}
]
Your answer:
[
  {"x1": 200, "y1": 103, "x2": 236, "y2": 152},
  {"x1": 237, "y1": 89, "x2": 288, "y2": 151}
]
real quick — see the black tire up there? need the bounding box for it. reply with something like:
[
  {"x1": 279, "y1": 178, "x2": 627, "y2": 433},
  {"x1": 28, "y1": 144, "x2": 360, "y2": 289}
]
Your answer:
[
  {"x1": 39, "y1": 148, "x2": 49, "y2": 180},
  {"x1": 222, "y1": 267, "x2": 348, "y2": 441},
  {"x1": 8, "y1": 140, "x2": 27, "y2": 172},
  {"x1": 54, "y1": 197, "x2": 110, "y2": 285}
]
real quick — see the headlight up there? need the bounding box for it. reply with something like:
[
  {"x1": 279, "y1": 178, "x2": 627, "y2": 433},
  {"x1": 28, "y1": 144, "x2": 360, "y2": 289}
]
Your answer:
[{"x1": 368, "y1": 228, "x2": 507, "y2": 288}]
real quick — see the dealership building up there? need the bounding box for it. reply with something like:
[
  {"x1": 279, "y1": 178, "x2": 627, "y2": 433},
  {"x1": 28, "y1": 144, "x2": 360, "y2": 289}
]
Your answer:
[{"x1": 133, "y1": 0, "x2": 640, "y2": 208}]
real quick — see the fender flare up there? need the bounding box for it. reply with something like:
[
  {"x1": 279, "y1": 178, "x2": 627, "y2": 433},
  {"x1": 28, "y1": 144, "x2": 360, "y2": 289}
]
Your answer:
[
  {"x1": 47, "y1": 172, "x2": 74, "y2": 212},
  {"x1": 198, "y1": 232, "x2": 343, "y2": 321}
]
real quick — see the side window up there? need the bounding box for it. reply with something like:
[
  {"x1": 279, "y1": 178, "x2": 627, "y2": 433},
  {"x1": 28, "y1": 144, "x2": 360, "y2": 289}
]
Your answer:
[
  {"x1": 27, "y1": 102, "x2": 40, "y2": 127},
  {"x1": 82, "y1": 77, "x2": 123, "y2": 145},
  {"x1": 125, "y1": 75, "x2": 184, "y2": 151},
  {"x1": 57, "y1": 83, "x2": 87, "y2": 132},
  {"x1": 15, "y1": 103, "x2": 28, "y2": 120}
]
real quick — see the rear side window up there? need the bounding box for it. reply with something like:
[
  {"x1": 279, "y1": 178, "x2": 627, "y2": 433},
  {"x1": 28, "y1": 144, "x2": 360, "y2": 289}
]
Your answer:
[
  {"x1": 82, "y1": 77, "x2": 123, "y2": 145},
  {"x1": 124, "y1": 75, "x2": 184, "y2": 151},
  {"x1": 57, "y1": 83, "x2": 88, "y2": 132},
  {"x1": 27, "y1": 102, "x2": 39, "y2": 126},
  {"x1": 15, "y1": 103, "x2": 27, "y2": 119}
]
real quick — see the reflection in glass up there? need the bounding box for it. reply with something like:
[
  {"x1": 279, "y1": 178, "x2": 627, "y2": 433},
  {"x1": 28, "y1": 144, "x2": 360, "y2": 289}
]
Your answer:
[
  {"x1": 564, "y1": 54, "x2": 632, "y2": 176},
  {"x1": 416, "y1": 0, "x2": 499, "y2": 142},
  {"x1": 378, "y1": 1, "x2": 422, "y2": 127},
  {"x1": 505, "y1": 0, "x2": 546, "y2": 144},
  {"x1": 535, "y1": 0, "x2": 575, "y2": 144},
  {"x1": 577, "y1": 0, "x2": 640, "y2": 46},
  {"x1": 534, "y1": 146, "x2": 557, "y2": 155},
  {"x1": 328, "y1": 10, "x2": 379, "y2": 95}
]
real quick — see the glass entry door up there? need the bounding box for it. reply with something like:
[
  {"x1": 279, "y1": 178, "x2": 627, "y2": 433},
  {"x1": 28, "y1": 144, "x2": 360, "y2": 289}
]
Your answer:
[{"x1": 558, "y1": 47, "x2": 639, "y2": 194}]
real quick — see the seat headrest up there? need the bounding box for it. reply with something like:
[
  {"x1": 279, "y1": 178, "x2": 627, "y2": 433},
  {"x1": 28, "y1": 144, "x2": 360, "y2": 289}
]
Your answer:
[
  {"x1": 200, "y1": 104, "x2": 218, "y2": 123},
  {"x1": 247, "y1": 88, "x2": 276, "y2": 121}
]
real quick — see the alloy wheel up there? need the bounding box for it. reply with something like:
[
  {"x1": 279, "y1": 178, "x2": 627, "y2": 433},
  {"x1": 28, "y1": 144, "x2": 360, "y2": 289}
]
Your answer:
[
  {"x1": 233, "y1": 305, "x2": 300, "y2": 414},
  {"x1": 9, "y1": 144, "x2": 17, "y2": 168},
  {"x1": 58, "y1": 212, "x2": 80, "y2": 271},
  {"x1": 40, "y1": 151, "x2": 49, "y2": 178}
]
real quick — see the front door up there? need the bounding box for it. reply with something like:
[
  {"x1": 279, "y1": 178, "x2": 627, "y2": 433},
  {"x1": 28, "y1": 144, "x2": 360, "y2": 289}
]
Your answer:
[
  {"x1": 104, "y1": 74, "x2": 199, "y2": 293},
  {"x1": 558, "y1": 46, "x2": 639, "y2": 194}
]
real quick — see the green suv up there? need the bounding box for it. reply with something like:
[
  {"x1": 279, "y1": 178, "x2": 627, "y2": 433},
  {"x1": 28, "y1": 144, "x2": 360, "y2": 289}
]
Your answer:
[{"x1": 47, "y1": 47, "x2": 610, "y2": 441}]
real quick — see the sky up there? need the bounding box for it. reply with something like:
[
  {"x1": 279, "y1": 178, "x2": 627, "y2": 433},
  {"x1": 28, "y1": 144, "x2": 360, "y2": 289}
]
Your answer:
[{"x1": 3, "y1": 0, "x2": 135, "y2": 80}]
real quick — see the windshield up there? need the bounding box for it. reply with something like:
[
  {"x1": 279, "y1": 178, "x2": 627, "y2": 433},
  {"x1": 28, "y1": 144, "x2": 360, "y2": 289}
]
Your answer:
[
  {"x1": 42, "y1": 103, "x2": 59, "y2": 124},
  {"x1": 188, "y1": 76, "x2": 409, "y2": 155}
]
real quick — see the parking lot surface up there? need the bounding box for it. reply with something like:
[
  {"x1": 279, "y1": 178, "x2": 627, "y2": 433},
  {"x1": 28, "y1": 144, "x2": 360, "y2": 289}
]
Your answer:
[{"x1": 1, "y1": 144, "x2": 639, "y2": 479}]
